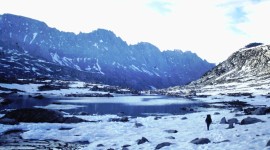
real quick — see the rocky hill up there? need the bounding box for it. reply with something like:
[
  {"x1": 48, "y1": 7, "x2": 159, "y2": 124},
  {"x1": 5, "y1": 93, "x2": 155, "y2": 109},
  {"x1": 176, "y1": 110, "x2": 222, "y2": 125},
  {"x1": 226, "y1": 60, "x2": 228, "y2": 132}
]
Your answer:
[
  {"x1": 165, "y1": 44, "x2": 270, "y2": 95},
  {"x1": 0, "y1": 14, "x2": 214, "y2": 89}
]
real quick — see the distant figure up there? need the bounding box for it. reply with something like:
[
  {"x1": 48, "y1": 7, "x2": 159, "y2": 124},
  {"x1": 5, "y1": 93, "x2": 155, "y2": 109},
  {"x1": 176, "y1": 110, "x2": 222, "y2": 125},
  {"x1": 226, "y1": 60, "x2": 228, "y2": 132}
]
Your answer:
[{"x1": 205, "y1": 114, "x2": 212, "y2": 131}]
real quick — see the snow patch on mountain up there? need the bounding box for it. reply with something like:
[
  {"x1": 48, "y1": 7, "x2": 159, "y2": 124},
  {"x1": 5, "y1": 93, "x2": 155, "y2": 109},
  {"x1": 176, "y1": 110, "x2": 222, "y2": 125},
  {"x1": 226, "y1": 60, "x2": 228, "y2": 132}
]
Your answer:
[{"x1": 29, "y1": 33, "x2": 38, "y2": 44}]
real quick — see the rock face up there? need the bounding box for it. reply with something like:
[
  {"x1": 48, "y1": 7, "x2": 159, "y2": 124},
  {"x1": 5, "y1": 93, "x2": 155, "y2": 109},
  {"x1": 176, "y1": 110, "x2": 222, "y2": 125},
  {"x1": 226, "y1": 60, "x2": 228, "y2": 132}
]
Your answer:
[
  {"x1": 240, "y1": 117, "x2": 264, "y2": 125},
  {"x1": 0, "y1": 14, "x2": 214, "y2": 90},
  {"x1": 164, "y1": 44, "x2": 270, "y2": 94},
  {"x1": 190, "y1": 138, "x2": 211, "y2": 145},
  {"x1": 136, "y1": 137, "x2": 149, "y2": 145},
  {"x1": 155, "y1": 142, "x2": 172, "y2": 149},
  {"x1": 1, "y1": 108, "x2": 87, "y2": 123}
]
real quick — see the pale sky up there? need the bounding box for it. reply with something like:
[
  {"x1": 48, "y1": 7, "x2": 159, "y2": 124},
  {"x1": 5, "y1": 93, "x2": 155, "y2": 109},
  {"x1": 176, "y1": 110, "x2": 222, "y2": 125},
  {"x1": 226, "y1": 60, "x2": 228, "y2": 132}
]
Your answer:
[{"x1": 1, "y1": 0, "x2": 270, "y2": 63}]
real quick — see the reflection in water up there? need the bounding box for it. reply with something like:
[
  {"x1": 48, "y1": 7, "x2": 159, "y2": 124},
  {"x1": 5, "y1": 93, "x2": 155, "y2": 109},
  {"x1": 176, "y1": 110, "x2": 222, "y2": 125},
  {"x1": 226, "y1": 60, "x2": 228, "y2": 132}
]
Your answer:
[{"x1": 1, "y1": 95, "x2": 204, "y2": 116}]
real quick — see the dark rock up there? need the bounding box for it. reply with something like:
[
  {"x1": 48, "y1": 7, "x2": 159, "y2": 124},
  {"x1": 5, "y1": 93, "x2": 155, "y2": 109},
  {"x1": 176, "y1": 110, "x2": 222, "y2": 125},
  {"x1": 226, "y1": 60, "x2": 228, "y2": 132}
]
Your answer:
[
  {"x1": 122, "y1": 144, "x2": 131, "y2": 148},
  {"x1": 97, "y1": 144, "x2": 104, "y2": 147},
  {"x1": 1, "y1": 108, "x2": 87, "y2": 123},
  {"x1": 107, "y1": 148, "x2": 114, "y2": 150},
  {"x1": 240, "y1": 117, "x2": 264, "y2": 125},
  {"x1": 214, "y1": 112, "x2": 220, "y2": 115},
  {"x1": 0, "y1": 98, "x2": 13, "y2": 105},
  {"x1": 64, "y1": 116, "x2": 86, "y2": 123},
  {"x1": 122, "y1": 148, "x2": 129, "y2": 150},
  {"x1": 227, "y1": 118, "x2": 239, "y2": 124},
  {"x1": 33, "y1": 95, "x2": 45, "y2": 99},
  {"x1": 155, "y1": 142, "x2": 172, "y2": 149},
  {"x1": 164, "y1": 130, "x2": 178, "y2": 133},
  {"x1": 59, "y1": 127, "x2": 73, "y2": 130},
  {"x1": 137, "y1": 137, "x2": 149, "y2": 145},
  {"x1": 181, "y1": 117, "x2": 188, "y2": 120},
  {"x1": 226, "y1": 123, "x2": 234, "y2": 129},
  {"x1": 244, "y1": 107, "x2": 256, "y2": 115},
  {"x1": 0, "y1": 118, "x2": 19, "y2": 125},
  {"x1": 166, "y1": 136, "x2": 175, "y2": 139},
  {"x1": 252, "y1": 107, "x2": 268, "y2": 115},
  {"x1": 235, "y1": 113, "x2": 244, "y2": 117},
  {"x1": 190, "y1": 138, "x2": 211, "y2": 145},
  {"x1": 109, "y1": 117, "x2": 129, "y2": 122},
  {"x1": 135, "y1": 122, "x2": 143, "y2": 128},
  {"x1": 213, "y1": 140, "x2": 230, "y2": 144},
  {"x1": 154, "y1": 116, "x2": 162, "y2": 120},
  {"x1": 266, "y1": 140, "x2": 270, "y2": 147},
  {"x1": 220, "y1": 117, "x2": 227, "y2": 124},
  {"x1": 3, "y1": 129, "x2": 25, "y2": 135}
]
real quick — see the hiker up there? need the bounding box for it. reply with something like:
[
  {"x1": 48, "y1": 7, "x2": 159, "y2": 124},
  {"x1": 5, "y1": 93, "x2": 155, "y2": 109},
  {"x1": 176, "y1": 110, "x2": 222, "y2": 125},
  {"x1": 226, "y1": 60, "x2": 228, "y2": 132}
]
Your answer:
[{"x1": 205, "y1": 114, "x2": 212, "y2": 131}]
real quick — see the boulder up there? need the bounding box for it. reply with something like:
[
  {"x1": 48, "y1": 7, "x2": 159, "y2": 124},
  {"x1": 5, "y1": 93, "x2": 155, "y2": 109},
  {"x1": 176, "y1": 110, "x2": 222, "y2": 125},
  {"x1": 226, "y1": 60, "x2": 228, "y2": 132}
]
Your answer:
[
  {"x1": 137, "y1": 137, "x2": 149, "y2": 145},
  {"x1": 252, "y1": 107, "x2": 268, "y2": 115},
  {"x1": 266, "y1": 140, "x2": 270, "y2": 147},
  {"x1": 214, "y1": 112, "x2": 220, "y2": 115},
  {"x1": 226, "y1": 123, "x2": 234, "y2": 129},
  {"x1": 33, "y1": 95, "x2": 45, "y2": 99},
  {"x1": 227, "y1": 118, "x2": 239, "y2": 124},
  {"x1": 166, "y1": 136, "x2": 175, "y2": 139},
  {"x1": 109, "y1": 117, "x2": 129, "y2": 122},
  {"x1": 220, "y1": 117, "x2": 227, "y2": 124},
  {"x1": 135, "y1": 122, "x2": 143, "y2": 128},
  {"x1": 181, "y1": 117, "x2": 188, "y2": 120},
  {"x1": 1, "y1": 108, "x2": 87, "y2": 123},
  {"x1": 155, "y1": 142, "x2": 172, "y2": 149},
  {"x1": 0, "y1": 98, "x2": 12, "y2": 105},
  {"x1": 240, "y1": 117, "x2": 264, "y2": 125},
  {"x1": 0, "y1": 118, "x2": 19, "y2": 125},
  {"x1": 190, "y1": 138, "x2": 211, "y2": 145},
  {"x1": 164, "y1": 130, "x2": 178, "y2": 133}
]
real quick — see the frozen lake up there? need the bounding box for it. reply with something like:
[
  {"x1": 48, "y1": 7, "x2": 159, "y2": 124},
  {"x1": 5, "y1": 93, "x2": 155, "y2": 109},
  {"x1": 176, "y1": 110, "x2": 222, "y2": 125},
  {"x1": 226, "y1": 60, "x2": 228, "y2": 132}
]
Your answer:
[{"x1": 2, "y1": 95, "x2": 204, "y2": 116}]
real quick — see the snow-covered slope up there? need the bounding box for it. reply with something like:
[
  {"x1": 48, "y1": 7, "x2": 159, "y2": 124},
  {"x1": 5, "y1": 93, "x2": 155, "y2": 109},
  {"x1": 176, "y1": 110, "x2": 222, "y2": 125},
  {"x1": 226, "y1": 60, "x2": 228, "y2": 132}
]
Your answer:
[
  {"x1": 165, "y1": 44, "x2": 270, "y2": 95},
  {"x1": 0, "y1": 13, "x2": 214, "y2": 90}
]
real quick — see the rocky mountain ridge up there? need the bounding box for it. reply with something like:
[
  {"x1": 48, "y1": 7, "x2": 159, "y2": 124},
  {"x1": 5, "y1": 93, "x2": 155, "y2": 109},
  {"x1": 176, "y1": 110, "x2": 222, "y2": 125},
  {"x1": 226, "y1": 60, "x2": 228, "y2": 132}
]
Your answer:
[
  {"x1": 165, "y1": 44, "x2": 270, "y2": 95},
  {"x1": 0, "y1": 14, "x2": 214, "y2": 89}
]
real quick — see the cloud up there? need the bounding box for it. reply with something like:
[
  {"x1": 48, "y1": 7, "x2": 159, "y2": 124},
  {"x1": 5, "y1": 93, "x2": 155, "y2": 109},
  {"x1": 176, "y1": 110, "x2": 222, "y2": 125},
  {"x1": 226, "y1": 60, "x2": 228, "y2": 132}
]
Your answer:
[{"x1": 147, "y1": 0, "x2": 172, "y2": 14}]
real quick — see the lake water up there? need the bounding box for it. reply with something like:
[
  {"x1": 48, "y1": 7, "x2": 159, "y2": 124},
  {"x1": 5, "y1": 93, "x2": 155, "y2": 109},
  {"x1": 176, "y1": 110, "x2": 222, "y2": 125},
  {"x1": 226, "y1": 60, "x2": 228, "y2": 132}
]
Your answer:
[{"x1": 1, "y1": 95, "x2": 204, "y2": 116}]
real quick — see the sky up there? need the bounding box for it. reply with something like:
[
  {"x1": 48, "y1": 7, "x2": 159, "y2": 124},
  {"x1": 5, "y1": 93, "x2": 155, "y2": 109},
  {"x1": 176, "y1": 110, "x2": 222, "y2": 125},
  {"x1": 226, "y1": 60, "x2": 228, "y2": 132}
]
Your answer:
[{"x1": 0, "y1": 0, "x2": 270, "y2": 63}]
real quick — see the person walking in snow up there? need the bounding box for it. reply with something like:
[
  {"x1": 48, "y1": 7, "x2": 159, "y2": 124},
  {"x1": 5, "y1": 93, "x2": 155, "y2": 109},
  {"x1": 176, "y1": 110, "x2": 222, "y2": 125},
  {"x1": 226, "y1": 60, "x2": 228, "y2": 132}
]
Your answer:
[{"x1": 205, "y1": 114, "x2": 212, "y2": 131}]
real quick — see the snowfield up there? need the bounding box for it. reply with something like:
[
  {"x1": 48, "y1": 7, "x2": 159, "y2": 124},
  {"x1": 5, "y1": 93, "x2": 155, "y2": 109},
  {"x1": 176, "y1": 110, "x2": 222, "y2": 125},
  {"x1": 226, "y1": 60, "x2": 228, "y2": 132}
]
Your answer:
[{"x1": 0, "y1": 107, "x2": 269, "y2": 150}]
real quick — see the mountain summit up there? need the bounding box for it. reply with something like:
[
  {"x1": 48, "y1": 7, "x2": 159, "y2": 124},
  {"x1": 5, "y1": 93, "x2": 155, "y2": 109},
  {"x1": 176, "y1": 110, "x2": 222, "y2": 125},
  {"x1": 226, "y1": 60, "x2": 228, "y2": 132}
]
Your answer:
[{"x1": 0, "y1": 14, "x2": 214, "y2": 89}]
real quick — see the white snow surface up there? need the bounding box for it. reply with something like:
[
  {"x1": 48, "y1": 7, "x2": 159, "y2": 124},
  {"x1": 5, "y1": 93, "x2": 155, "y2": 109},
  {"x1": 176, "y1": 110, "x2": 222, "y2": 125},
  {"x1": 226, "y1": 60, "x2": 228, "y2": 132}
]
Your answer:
[
  {"x1": 29, "y1": 33, "x2": 38, "y2": 44},
  {"x1": 0, "y1": 109, "x2": 269, "y2": 150}
]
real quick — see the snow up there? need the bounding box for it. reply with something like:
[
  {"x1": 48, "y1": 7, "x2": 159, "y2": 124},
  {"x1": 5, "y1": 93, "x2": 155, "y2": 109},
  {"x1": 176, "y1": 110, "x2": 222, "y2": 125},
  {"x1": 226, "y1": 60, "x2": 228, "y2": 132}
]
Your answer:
[
  {"x1": 93, "y1": 43, "x2": 99, "y2": 49},
  {"x1": 50, "y1": 53, "x2": 63, "y2": 65},
  {"x1": 94, "y1": 59, "x2": 104, "y2": 75},
  {"x1": 29, "y1": 33, "x2": 38, "y2": 44},
  {"x1": 141, "y1": 68, "x2": 153, "y2": 76},
  {"x1": 23, "y1": 35, "x2": 28, "y2": 42},
  {"x1": 69, "y1": 81, "x2": 85, "y2": 88},
  {"x1": 74, "y1": 65, "x2": 82, "y2": 71},
  {"x1": 0, "y1": 83, "x2": 41, "y2": 93},
  {"x1": 0, "y1": 109, "x2": 269, "y2": 150},
  {"x1": 130, "y1": 65, "x2": 141, "y2": 72},
  {"x1": 35, "y1": 104, "x2": 86, "y2": 110},
  {"x1": 1, "y1": 82, "x2": 270, "y2": 149}
]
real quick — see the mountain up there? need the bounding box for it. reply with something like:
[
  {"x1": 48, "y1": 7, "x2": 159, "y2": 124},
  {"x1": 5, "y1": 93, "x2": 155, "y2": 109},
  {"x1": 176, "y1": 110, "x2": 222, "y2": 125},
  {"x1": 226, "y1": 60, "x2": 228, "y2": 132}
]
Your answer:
[
  {"x1": 0, "y1": 14, "x2": 215, "y2": 90},
  {"x1": 165, "y1": 44, "x2": 270, "y2": 95}
]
